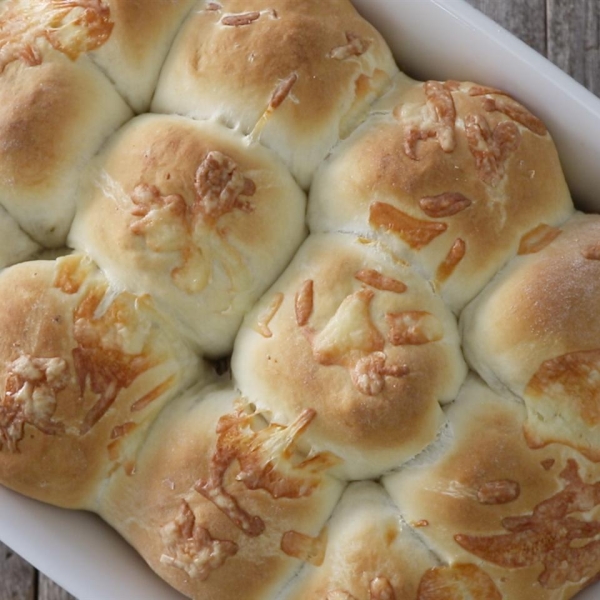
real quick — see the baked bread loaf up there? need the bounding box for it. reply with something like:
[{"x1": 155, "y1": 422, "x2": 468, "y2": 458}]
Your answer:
[
  {"x1": 152, "y1": 0, "x2": 398, "y2": 188},
  {"x1": 232, "y1": 232, "x2": 467, "y2": 479},
  {"x1": 461, "y1": 213, "x2": 600, "y2": 463},
  {"x1": 309, "y1": 75, "x2": 574, "y2": 312},
  {"x1": 0, "y1": 1, "x2": 597, "y2": 599},
  {"x1": 0, "y1": 1, "x2": 132, "y2": 246},
  {"x1": 385, "y1": 375, "x2": 600, "y2": 600},
  {"x1": 99, "y1": 383, "x2": 343, "y2": 600},
  {"x1": 86, "y1": 0, "x2": 197, "y2": 112},
  {"x1": 0, "y1": 254, "x2": 205, "y2": 508},
  {"x1": 68, "y1": 113, "x2": 307, "y2": 356},
  {"x1": 283, "y1": 481, "x2": 438, "y2": 599}
]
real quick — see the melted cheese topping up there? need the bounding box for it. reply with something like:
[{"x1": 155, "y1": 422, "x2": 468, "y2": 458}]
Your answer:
[{"x1": 0, "y1": 0, "x2": 113, "y2": 72}]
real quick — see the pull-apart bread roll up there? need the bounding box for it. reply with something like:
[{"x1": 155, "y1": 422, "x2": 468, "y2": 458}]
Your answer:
[
  {"x1": 152, "y1": 0, "x2": 398, "y2": 188},
  {"x1": 0, "y1": 1, "x2": 596, "y2": 599},
  {"x1": 0, "y1": 0, "x2": 133, "y2": 246},
  {"x1": 309, "y1": 77, "x2": 574, "y2": 311},
  {"x1": 385, "y1": 376, "x2": 600, "y2": 599},
  {"x1": 282, "y1": 481, "x2": 440, "y2": 600},
  {"x1": 87, "y1": 0, "x2": 197, "y2": 112},
  {"x1": 100, "y1": 384, "x2": 343, "y2": 600},
  {"x1": 69, "y1": 114, "x2": 307, "y2": 356},
  {"x1": 461, "y1": 213, "x2": 600, "y2": 463},
  {"x1": 232, "y1": 233, "x2": 467, "y2": 479},
  {"x1": 0, "y1": 254, "x2": 205, "y2": 509}
]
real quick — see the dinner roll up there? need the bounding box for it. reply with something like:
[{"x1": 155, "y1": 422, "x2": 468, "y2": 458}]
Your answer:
[
  {"x1": 152, "y1": 0, "x2": 398, "y2": 188},
  {"x1": 282, "y1": 481, "x2": 440, "y2": 600},
  {"x1": 69, "y1": 114, "x2": 307, "y2": 357},
  {"x1": 99, "y1": 383, "x2": 343, "y2": 600},
  {"x1": 0, "y1": 1, "x2": 597, "y2": 598},
  {"x1": 384, "y1": 375, "x2": 600, "y2": 599},
  {"x1": 88, "y1": 0, "x2": 197, "y2": 112},
  {"x1": 461, "y1": 212, "x2": 600, "y2": 463},
  {"x1": 0, "y1": 254, "x2": 205, "y2": 508},
  {"x1": 309, "y1": 78, "x2": 574, "y2": 312},
  {"x1": 0, "y1": 0, "x2": 133, "y2": 246},
  {"x1": 232, "y1": 233, "x2": 467, "y2": 479}
]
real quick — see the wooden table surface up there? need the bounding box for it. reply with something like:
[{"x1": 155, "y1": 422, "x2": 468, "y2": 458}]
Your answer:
[{"x1": 2, "y1": 1, "x2": 600, "y2": 599}]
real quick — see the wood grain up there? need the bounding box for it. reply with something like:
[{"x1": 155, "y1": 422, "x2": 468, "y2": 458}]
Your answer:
[
  {"x1": 1, "y1": 2, "x2": 600, "y2": 599},
  {"x1": 465, "y1": 0, "x2": 547, "y2": 54},
  {"x1": 468, "y1": 0, "x2": 600, "y2": 95},
  {"x1": 0, "y1": 541, "x2": 35, "y2": 600},
  {"x1": 547, "y1": 0, "x2": 600, "y2": 95},
  {"x1": 0, "y1": 541, "x2": 75, "y2": 600},
  {"x1": 38, "y1": 574, "x2": 75, "y2": 600}
]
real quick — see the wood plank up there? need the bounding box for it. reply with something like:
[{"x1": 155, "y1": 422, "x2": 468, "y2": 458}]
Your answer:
[
  {"x1": 38, "y1": 574, "x2": 75, "y2": 600},
  {"x1": 547, "y1": 0, "x2": 600, "y2": 95},
  {"x1": 464, "y1": 0, "x2": 547, "y2": 55},
  {"x1": 0, "y1": 541, "x2": 35, "y2": 600}
]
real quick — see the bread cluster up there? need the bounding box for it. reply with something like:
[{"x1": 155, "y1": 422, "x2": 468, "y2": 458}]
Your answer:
[{"x1": 0, "y1": 2, "x2": 598, "y2": 599}]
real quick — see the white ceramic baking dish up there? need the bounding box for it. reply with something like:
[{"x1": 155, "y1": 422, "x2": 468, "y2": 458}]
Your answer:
[{"x1": 1, "y1": 1, "x2": 599, "y2": 598}]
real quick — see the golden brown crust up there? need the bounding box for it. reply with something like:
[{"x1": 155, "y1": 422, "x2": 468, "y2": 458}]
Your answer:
[
  {"x1": 309, "y1": 79, "x2": 574, "y2": 311},
  {"x1": 284, "y1": 482, "x2": 438, "y2": 600},
  {"x1": 0, "y1": 1, "x2": 132, "y2": 246},
  {"x1": 416, "y1": 564, "x2": 503, "y2": 600},
  {"x1": 0, "y1": 255, "x2": 204, "y2": 508},
  {"x1": 100, "y1": 385, "x2": 343, "y2": 600},
  {"x1": 232, "y1": 233, "x2": 467, "y2": 479},
  {"x1": 461, "y1": 213, "x2": 600, "y2": 464},
  {"x1": 384, "y1": 375, "x2": 600, "y2": 600},
  {"x1": 0, "y1": 55, "x2": 131, "y2": 246},
  {"x1": 69, "y1": 114, "x2": 307, "y2": 357},
  {"x1": 152, "y1": 0, "x2": 398, "y2": 187},
  {"x1": 0, "y1": 2, "x2": 595, "y2": 599},
  {"x1": 287, "y1": 482, "x2": 505, "y2": 600}
]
